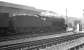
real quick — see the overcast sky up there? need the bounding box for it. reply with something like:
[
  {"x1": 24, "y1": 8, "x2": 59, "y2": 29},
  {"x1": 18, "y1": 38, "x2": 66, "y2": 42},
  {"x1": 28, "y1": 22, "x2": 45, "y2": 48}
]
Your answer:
[{"x1": 0, "y1": 0, "x2": 84, "y2": 18}]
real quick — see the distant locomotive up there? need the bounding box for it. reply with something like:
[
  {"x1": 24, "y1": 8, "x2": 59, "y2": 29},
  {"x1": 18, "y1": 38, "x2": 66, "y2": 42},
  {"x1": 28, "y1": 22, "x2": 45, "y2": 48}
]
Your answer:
[{"x1": 0, "y1": 13, "x2": 67, "y2": 36}]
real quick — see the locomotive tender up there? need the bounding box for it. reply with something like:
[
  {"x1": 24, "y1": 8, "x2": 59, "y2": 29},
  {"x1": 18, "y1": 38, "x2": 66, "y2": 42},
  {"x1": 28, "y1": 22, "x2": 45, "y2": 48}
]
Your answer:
[{"x1": 0, "y1": 13, "x2": 67, "y2": 36}]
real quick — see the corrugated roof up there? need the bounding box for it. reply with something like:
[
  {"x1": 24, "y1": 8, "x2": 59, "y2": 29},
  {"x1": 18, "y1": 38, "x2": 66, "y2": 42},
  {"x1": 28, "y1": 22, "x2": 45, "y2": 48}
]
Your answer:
[{"x1": 0, "y1": 1, "x2": 45, "y2": 12}]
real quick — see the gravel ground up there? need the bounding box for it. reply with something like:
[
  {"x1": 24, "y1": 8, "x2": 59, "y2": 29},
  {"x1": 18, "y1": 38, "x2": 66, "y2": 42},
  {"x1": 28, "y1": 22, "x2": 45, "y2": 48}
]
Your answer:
[{"x1": 68, "y1": 43, "x2": 84, "y2": 50}]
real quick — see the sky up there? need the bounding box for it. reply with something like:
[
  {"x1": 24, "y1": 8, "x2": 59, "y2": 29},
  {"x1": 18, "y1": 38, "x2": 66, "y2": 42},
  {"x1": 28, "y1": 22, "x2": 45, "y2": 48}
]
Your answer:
[{"x1": 0, "y1": 0, "x2": 84, "y2": 18}]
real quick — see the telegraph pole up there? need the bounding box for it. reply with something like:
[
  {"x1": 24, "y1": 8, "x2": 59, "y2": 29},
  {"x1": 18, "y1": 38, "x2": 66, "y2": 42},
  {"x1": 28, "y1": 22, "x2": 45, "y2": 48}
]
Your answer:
[
  {"x1": 66, "y1": 8, "x2": 67, "y2": 18},
  {"x1": 65, "y1": 8, "x2": 69, "y2": 31},
  {"x1": 65, "y1": 8, "x2": 68, "y2": 24}
]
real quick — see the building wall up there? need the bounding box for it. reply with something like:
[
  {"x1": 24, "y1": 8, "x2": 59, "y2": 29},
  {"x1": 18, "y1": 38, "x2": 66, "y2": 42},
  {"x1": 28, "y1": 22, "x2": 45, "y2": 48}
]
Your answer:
[{"x1": 80, "y1": 18, "x2": 84, "y2": 30}]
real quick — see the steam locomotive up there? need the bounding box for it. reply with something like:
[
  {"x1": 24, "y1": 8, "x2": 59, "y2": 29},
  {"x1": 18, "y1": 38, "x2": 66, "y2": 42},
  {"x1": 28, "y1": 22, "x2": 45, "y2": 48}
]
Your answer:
[{"x1": 0, "y1": 13, "x2": 67, "y2": 36}]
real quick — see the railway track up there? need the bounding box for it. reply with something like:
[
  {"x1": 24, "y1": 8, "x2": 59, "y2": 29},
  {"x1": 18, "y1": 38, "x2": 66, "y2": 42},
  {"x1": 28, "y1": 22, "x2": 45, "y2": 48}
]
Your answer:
[{"x1": 0, "y1": 32, "x2": 84, "y2": 50}]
